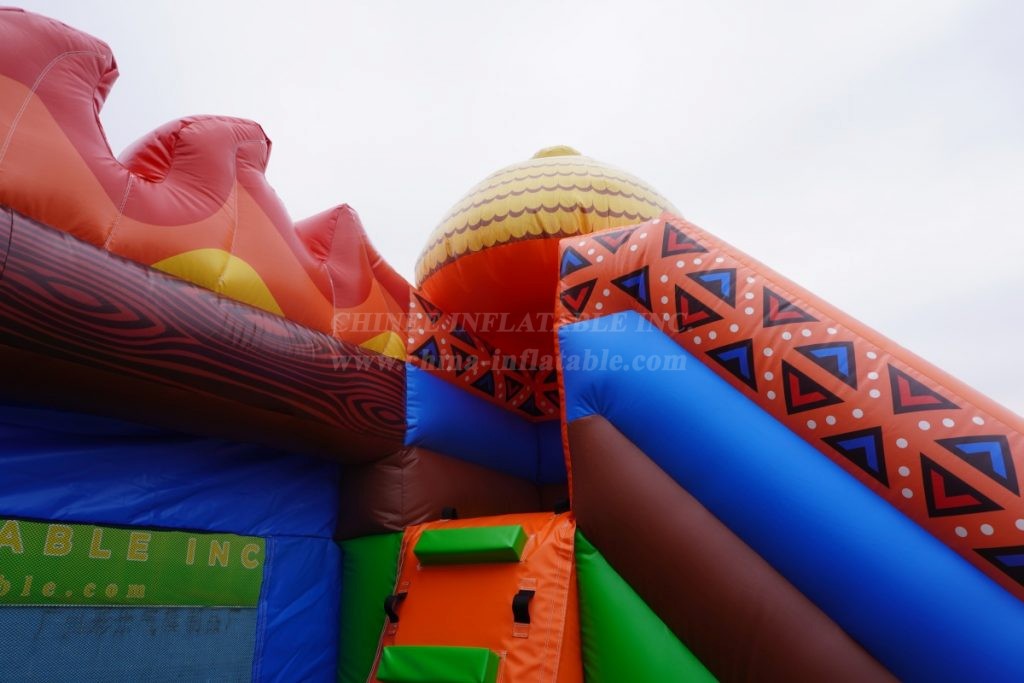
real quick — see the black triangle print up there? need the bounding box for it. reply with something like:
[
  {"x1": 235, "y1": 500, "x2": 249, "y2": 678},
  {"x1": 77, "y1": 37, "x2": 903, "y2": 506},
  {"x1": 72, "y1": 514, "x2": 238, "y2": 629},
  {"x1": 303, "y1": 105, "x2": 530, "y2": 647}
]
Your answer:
[
  {"x1": 471, "y1": 370, "x2": 495, "y2": 397},
  {"x1": 781, "y1": 360, "x2": 843, "y2": 414},
  {"x1": 504, "y1": 375, "x2": 525, "y2": 402},
  {"x1": 518, "y1": 394, "x2": 543, "y2": 417},
  {"x1": 977, "y1": 545, "x2": 1024, "y2": 588},
  {"x1": 674, "y1": 286, "x2": 723, "y2": 332},
  {"x1": 706, "y1": 339, "x2": 757, "y2": 392},
  {"x1": 560, "y1": 246, "x2": 592, "y2": 278},
  {"x1": 542, "y1": 370, "x2": 558, "y2": 385},
  {"x1": 450, "y1": 326, "x2": 477, "y2": 348},
  {"x1": 687, "y1": 268, "x2": 737, "y2": 307},
  {"x1": 414, "y1": 294, "x2": 443, "y2": 323},
  {"x1": 560, "y1": 279, "x2": 597, "y2": 318},
  {"x1": 449, "y1": 344, "x2": 478, "y2": 377},
  {"x1": 888, "y1": 365, "x2": 959, "y2": 414},
  {"x1": 920, "y1": 453, "x2": 1002, "y2": 518},
  {"x1": 411, "y1": 337, "x2": 441, "y2": 368},
  {"x1": 795, "y1": 341, "x2": 858, "y2": 389},
  {"x1": 612, "y1": 267, "x2": 652, "y2": 311},
  {"x1": 544, "y1": 390, "x2": 561, "y2": 409},
  {"x1": 937, "y1": 435, "x2": 1019, "y2": 496},
  {"x1": 763, "y1": 289, "x2": 817, "y2": 327},
  {"x1": 823, "y1": 427, "x2": 889, "y2": 487},
  {"x1": 661, "y1": 222, "x2": 707, "y2": 256},
  {"x1": 475, "y1": 333, "x2": 496, "y2": 356},
  {"x1": 592, "y1": 228, "x2": 637, "y2": 254}
]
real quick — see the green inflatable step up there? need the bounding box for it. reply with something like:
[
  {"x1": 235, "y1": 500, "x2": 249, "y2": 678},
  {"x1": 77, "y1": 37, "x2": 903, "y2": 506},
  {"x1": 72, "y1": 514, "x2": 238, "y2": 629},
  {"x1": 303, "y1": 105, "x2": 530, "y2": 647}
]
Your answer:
[
  {"x1": 376, "y1": 645, "x2": 501, "y2": 683},
  {"x1": 413, "y1": 525, "x2": 528, "y2": 565}
]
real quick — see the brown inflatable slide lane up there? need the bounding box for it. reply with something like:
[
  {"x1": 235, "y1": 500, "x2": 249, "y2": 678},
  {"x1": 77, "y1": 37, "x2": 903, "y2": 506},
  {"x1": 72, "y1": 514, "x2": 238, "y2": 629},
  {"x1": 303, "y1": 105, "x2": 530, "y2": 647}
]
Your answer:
[
  {"x1": 568, "y1": 415, "x2": 896, "y2": 682},
  {"x1": 336, "y1": 447, "x2": 567, "y2": 539}
]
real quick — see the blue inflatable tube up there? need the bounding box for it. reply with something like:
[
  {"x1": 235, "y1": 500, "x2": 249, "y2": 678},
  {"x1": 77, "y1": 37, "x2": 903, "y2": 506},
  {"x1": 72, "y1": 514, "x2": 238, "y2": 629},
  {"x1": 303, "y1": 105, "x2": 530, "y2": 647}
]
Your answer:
[
  {"x1": 406, "y1": 364, "x2": 540, "y2": 481},
  {"x1": 560, "y1": 312, "x2": 1024, "y2": 682},
  {"x1": 0, "y1": 406, "x2": 341, "y2": 537}
]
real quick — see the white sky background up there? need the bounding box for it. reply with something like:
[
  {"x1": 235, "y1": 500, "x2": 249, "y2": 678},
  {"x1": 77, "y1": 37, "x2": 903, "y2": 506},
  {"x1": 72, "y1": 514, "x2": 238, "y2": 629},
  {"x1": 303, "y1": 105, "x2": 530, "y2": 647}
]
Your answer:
[{"x1": 20, "y1": 1, "x2": 1024, "y2": 414}]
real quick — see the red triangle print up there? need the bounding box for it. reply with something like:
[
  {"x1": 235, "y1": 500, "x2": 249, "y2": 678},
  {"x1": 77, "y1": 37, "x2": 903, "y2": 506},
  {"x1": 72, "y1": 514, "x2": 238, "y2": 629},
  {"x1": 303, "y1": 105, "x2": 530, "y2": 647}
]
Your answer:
[
  {"x1": 930, "y1": 469, "x2": 980, "y2": 509},
  {"x1": 920, "y1": 454, "x2": 1001, "y2": 517},
  {"x1": 763, "y1": 289, "x2": 817, "y2": 327},
  {"x1": 781, "y1": 360, "x2": 843, "y2": 414},
  {"x1": 560, "y1": 279, "x2": 597, "y2": 318},
  {"x1": 888, "y1": 365, "x2": 959, "y2": 414},
  {"x1": 674, "y1": 286, "x2": 723, "y2": 332},
  {"x1": 592, "y1": 228, "x2": 637, "y2": 254},
  {"x1": 661, "y1": 222, "x2": 708, "y2": 256},
  {"x1": 414, "y1": 294, "x2": 444, "y2": 323},
  {"x1": 504, "y1": 375, "x2": 525, "y2": 402}
]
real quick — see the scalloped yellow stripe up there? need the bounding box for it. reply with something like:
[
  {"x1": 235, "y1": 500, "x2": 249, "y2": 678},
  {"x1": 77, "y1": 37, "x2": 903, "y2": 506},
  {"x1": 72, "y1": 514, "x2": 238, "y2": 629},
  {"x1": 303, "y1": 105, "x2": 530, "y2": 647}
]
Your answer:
[
  {"x1": 415, "y1": 153, "x2": 676, "y2": 282},
  {"x1": 152, "y1": 248, "x2": 284, "y2": 316}
]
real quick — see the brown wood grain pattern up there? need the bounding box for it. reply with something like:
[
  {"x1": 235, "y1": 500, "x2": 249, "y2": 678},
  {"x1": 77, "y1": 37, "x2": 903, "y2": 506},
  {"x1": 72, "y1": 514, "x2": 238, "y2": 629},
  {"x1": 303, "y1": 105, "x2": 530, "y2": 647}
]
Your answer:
[{"x1": 0, "y1": 205, "x2": 405, "y2": 461}]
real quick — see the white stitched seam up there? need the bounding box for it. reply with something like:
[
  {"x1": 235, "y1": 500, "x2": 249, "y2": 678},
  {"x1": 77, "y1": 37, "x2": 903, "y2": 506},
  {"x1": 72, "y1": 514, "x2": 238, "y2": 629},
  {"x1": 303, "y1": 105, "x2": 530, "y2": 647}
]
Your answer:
[{"x1": 0, "y1": 50, "x2": 105, "y2": 165}]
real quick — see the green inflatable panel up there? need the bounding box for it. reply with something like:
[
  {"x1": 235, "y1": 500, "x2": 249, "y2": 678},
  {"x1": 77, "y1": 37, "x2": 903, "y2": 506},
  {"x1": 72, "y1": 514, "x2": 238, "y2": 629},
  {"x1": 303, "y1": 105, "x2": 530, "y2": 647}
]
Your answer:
[
  {"x1": 337, "y1": 533, "x2": 403, "y2": 683},
  {"x1": 413, "y1": 525, "x2": 527, "y2": 565},
  {"x1": 376, "y1": 645, "x2": 500, "y2": 683},
  {"x1": 575, "y1": 533, "x2": 716, "y2": 682}
]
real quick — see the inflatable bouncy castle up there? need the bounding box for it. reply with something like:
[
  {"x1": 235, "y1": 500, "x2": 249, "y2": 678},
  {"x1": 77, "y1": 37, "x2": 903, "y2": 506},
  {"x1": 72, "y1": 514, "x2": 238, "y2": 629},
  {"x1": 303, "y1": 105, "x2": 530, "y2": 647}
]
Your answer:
[{"x1": 1, "y1": 8, "x2": 1023, "y2": 682}]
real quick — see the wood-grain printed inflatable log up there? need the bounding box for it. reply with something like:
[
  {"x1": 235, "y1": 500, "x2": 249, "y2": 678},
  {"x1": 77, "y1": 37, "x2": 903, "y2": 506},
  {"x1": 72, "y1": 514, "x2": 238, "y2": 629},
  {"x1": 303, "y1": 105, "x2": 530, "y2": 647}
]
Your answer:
[{"x1": 0, "y1": 206, "x2": 404, "y2": 461}]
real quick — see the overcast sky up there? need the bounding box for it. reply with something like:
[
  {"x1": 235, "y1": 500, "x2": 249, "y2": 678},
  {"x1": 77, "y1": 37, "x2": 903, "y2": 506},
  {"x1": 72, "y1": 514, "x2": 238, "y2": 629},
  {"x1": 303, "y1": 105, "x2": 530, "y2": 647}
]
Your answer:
[{"x1": 21, "y1": 1, "x2": 1024, "y2": 413}]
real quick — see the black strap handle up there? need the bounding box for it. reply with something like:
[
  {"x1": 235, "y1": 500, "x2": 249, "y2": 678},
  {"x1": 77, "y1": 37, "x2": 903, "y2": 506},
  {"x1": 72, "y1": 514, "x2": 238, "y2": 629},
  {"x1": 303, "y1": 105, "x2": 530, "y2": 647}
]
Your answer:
[
  {"x1": 512, "y1": 589, "x2": 535, "y2": 625},
  {"x1": 384, "y1": 592, "x2": 407, "y2": 623}
]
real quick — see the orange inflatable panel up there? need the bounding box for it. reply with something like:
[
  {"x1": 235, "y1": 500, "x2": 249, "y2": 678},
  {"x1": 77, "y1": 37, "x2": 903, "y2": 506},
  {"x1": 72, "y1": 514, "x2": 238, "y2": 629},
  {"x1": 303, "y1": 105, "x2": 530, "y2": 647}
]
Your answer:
[{"x1": 374, "y1": 512, "x2": 582, "y2": 683}]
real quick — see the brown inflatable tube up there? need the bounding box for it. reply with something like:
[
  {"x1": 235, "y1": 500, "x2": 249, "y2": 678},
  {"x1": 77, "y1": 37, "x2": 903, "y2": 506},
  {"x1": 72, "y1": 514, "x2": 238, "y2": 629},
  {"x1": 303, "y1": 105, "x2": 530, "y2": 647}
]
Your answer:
[
  {"x1": 336, "y1": 447, "x2": 565, "y2": 539},
  {"x1": 569, "y1": 415, "x2": 895, "y2": 683}
]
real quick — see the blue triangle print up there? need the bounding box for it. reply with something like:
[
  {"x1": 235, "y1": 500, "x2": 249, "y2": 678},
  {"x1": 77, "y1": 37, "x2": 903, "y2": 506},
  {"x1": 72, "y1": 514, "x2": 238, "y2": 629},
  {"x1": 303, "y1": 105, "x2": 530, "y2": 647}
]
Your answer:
[
  {"x1": 411, "y1": 337, "x2": 441, "y2": 368},
  {"x1": 977, "y1": 545, "x2": 1024, "y2": 588},
  {"x1": 560, "y1": 247, "x2": 592, "y2": 278},
  {"x1": 823, "y1": 427, "x2": 888, "y2": 487},
  {"x1": 612, "y1": 267, "x2": 652, "y2": 311},
  {"x1": 687, "y1": 268, "x2": 736, "y2": 307},
  {"x1": 471, "y1": 370, "x2": 495, "y2": 396},
  {"x1": 795, "y1": 341, "x2": 858, "y2": 389},
  {"x1": 707, "y1": 339, "x2": 757, "y2": 391},
  {"x1": 937, "y1": 435, "x2": 1018, "y2": 495}
]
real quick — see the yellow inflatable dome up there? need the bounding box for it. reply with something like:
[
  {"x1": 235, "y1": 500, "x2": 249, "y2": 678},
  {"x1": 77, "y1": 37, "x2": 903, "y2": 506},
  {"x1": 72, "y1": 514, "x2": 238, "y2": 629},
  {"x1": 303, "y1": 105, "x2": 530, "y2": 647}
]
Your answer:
[{"x1": 415, "y1": 146, "x2": 677, "y2": 358}]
